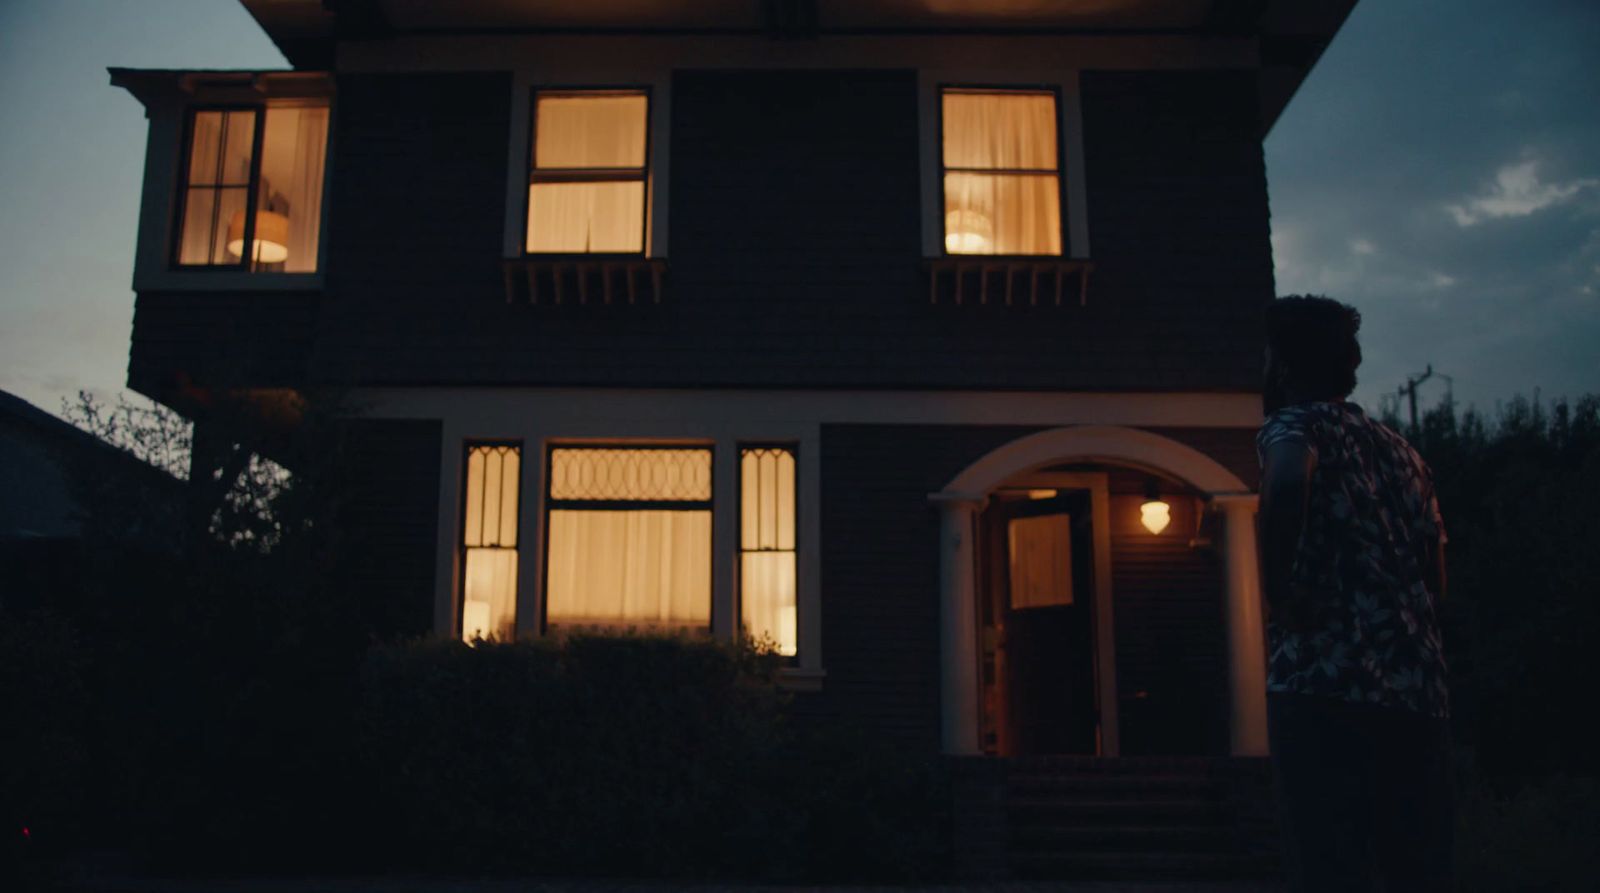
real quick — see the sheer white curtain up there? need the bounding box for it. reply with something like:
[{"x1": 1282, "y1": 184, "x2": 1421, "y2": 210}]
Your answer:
[
  {"x1": 740, "y1": 448, "x2": 798, "y2": 656},
  {"x1": 463, "y1": 549, "x2": 518, "y2": 641},
  {"x1": 546, "y1": 510, "x2": 712, "y2": 628},
  {"x1": 526, "y1": 181, "x2": 645, "y2": 253},
  {"x1": 461, "y1": 446, "x2": 521, "y2": 641},
  {"x1": 941, "y1": 91, "x2": 1062, "y2": 255},
  {"x1": 527, "y1": 93, "x2": 648, "y2": 253},
  {"x1": 264, "y1": 105, "x2": 329, "y2": 272},
  {"x1": 535, "y1": 94, "x2": 648, "y2": 169},
  {"x1": 741, "y1": 553, "x2": 796, "y2": 654},
  {"x1": 178, "y1": 110, "x2": 255, "y2": 265}
]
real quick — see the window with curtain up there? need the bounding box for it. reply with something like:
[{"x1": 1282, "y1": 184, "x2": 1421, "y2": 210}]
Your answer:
[
  {"x1": 740, "y1": 446, "x2": 798, "y2": 658},
  {"x1": 461, "y1": 443, "x2": 522, "y2": 642},
  {"x1": 176, "y1": 102, "x2": 329, "y2": 272},
  {"x1": 941, "y1": 89, "x2": 1062, "y2": 256},
  {"x1": 545, "y1": 447, "x2": 712, "y2": 632},
  {"x1": 526, "y1": 90, "x2": 649, "y2": 254}
]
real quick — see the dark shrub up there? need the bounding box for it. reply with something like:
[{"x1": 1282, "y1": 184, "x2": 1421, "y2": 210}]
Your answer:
[
  {"x1": 356, "y1": 633, "x2": 949, "y2": 883},
  {"x1": 0, "y1": 608, "x2": 91, "y2": 869}
]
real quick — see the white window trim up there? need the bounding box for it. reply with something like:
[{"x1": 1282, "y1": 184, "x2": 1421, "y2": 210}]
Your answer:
[
  {"x1": 503, "y1": 71, "x2": 673, "y2": 260},
  {"x1": 132, "y1": 98, "x2": 334, "y2": 293},
  {"x1": 919, "y1": 69, "x2": 1090, "y2": 260},
  {"x1": 436, "y1": 425, "x2": 825, "y2": 690},
  {"x1": 374, "y1": 386, "x2": 1260, "y2": 696}
]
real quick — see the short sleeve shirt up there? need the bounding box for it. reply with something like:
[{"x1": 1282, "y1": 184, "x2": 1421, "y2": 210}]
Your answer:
[{"x1": 1256, "y1": 401, "x2": 1450, "y2": 718}]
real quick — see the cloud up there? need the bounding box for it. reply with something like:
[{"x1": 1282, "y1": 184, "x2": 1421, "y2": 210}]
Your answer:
[{"x1": 1445, "y1": 157, "x2": 1599, "y2": 227}]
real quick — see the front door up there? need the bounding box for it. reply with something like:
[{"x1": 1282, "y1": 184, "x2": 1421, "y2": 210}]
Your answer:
[{"x1": 982, "y1": 490, "x2": 1099, "y2": 755}]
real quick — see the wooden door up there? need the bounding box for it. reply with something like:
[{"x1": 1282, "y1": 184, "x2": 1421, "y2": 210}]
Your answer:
[{"x1": 991, "y1": 491, "x2": 1098, "y2": 755}]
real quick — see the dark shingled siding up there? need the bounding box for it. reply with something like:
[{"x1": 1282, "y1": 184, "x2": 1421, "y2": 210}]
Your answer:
[
  {"x1": 128, "y1": 290, "x2": 318, "y2": 395},
  {"x1": 336, "y1": 418, "x2": 442, "y2": 638},
  {"x1": 245, "y1": 67, "x2": 1275, "y2": 393}
]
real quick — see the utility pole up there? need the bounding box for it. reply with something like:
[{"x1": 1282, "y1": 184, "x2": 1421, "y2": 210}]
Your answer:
[{"x1": 1398, "y1": 365, "x2": 1434, "y2": 433}]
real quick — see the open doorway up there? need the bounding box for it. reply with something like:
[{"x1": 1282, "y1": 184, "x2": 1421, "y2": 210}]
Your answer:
[{"x1": 978, "y1": 472, "x2": 1115, "y2": 757}]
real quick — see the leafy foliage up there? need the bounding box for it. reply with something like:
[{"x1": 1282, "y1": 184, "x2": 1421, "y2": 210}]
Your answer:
[{"x1": 1385, "y1": 394, "x2": 1600, "y2": 780}]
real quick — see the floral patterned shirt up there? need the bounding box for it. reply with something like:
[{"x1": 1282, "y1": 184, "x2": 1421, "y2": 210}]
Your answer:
[{"x1": 1256, "y1": 401, "x2": 1450, "y2": 718}]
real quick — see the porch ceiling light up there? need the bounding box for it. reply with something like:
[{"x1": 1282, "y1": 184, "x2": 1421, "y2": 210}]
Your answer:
[
  {"x1": 1140, "y1": 481, "x2": 1171, "y2": 535},
  {"x1": 226, "y1": 209, "x2": 290, "y2": 264}
]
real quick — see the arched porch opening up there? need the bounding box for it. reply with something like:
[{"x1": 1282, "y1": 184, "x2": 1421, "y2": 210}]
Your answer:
[{"x1": 930, "y1": 426, "x2": 1266, "y2": 758}]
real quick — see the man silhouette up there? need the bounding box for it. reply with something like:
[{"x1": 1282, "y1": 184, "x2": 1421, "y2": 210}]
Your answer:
[{"x1": 1256, "y1": 295, "x2": 1455, "y2": 892}]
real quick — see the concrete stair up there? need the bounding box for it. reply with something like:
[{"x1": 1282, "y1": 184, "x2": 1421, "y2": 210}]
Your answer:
[{"x1": 1003, "y1": 756, "x2": 1282, "y2": 882}]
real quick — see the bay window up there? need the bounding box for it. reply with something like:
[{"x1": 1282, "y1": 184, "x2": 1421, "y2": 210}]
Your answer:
[{"x1": 175, "y1": 103, "x2": 329, "y2": 272}]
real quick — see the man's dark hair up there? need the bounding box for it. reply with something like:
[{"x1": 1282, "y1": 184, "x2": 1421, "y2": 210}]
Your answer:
[{"x1": 1265, "y1": 295, "x2": 1363, "y2": 399}]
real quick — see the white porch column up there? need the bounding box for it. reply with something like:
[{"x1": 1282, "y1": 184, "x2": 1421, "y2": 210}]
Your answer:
[
  {"x1": 931, "y1": 492, "x2": 987, "y2": 756},
  {"x1": 1215, "y1": 493, "x2": 1269, "y2": 756}
]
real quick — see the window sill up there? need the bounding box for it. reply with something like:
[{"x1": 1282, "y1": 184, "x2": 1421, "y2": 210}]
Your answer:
[
  {"x1": 133, "y1": 271, "x2": 324, "y2": 293},
  {"x1": 503, "y1": 256, "x2": 667, "y2": 306},
  {"x1": 922, "y1": 256, "x2": 1093, "y2": 307},
  {"x1": 776, "y1": 666, "x2": 827, "y2": 692}
]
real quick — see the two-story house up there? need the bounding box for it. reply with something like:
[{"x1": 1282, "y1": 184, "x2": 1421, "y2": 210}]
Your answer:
[{"x1": 113, "y1": 2, "x2": 1354, "y2": 855}]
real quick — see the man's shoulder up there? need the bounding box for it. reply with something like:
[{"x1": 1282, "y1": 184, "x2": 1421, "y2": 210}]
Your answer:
[{"x1": 1258, "y1": 402, "x2": 1346, "y2": 440}]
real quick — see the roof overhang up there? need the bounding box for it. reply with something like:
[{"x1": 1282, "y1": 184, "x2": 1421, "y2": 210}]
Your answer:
[
  {"x1": 235, "y1": 1, "x2": 1353, "y2": 133},
  {"x1": 109, "y1": 68, "x2": 334, "y2": 110}
]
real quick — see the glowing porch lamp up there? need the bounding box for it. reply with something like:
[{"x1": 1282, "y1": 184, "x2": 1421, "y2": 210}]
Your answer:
[
  {"x1": 1140, "y1": 481, "x2": 1171, "y2": 535},
  {"x1": 944, "y1": 209, "x2": 994, "y2": 254},
  {"x1": 226, "y1": 209, "x2": 291, "y2": 264}
]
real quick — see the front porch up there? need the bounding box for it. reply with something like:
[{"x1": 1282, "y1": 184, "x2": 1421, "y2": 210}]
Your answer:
[{"x1": 931, "y1": 426, "x2": 1270, "y2": 760}]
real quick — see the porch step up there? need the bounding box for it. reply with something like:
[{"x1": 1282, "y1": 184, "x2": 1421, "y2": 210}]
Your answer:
[
  {"x1": 1010, "y1": 850, "x2": 1280, "y2": 882},
  {"x1": 1007, "y1": 772, "x2": 1221, "y2": 796},
  {"x1": 1011, "y1": 822, "x2": 1238, "y2": 851},
  {"x1": 1000, "y1": 757, "x2": 1281, "y2": 882},
  {"x1": 1008, "y1": 796, "x2": 1225, "y2": 825}
]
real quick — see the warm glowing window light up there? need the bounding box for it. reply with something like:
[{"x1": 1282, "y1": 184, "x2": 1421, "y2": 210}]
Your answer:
[
  {"x1": 740, "y1": 446, "x2": 798, "y2": 658},
  {"x1": 526, "y1": 91, "x2": 649, "y2": 253},
  {"x1": 545, "y1": 448, "x2": 712, "y2": 631},
  {"x1": 1008, "y1": 514, "x2": 1074, "y2": 609},
  {"x1": 461, "y1": 444, "x2": 522, "y2": 642},
  {"x1": 941, "y1": 89, "x2": 1062, "y2": 256},
  {"x1": 177, "y1": 104, "x2": 328, "y2": 271}
]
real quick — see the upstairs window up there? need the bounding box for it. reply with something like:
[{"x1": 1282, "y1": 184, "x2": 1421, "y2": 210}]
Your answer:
[
  {"x1": 526, "y1": 90, "x2": 649, "y2": 254},
  {"x1": 941, "y1": 88, "x2": 1062, "y2": 256},
  {"x1": 175, "y1": 103, "x2": 329, "y2": 272}
]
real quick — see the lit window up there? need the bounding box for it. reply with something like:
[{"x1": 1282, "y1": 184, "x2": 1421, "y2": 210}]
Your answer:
[
  {"x1": 740, "y1": 446, "x2": 798, "y2": 658},
  {"x1": 526, "y1": 90, "x2": 649, "y2": 254},
  {"x1": 545, "y1": 447, "x2": 711, "y2": 631},
  {"x1": 461, "y1": 443, "x2": 521, "y2": 641},
  {"x1": 941, "y1": 89, "x2": 1062, "y2": 255},
  {"x1": 176, "y1": 104, "x2": 329, "y2": 272},
  {"x1": 1008, "y1": 514, "x2": 1074, "y2": 609}
]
